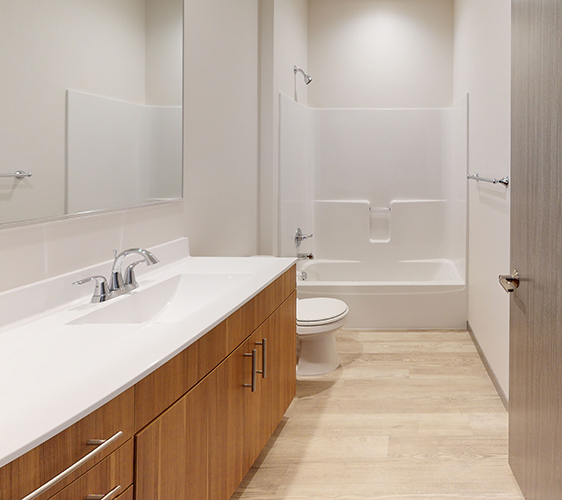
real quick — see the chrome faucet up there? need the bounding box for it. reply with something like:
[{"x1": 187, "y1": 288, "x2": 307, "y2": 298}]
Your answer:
[
  {"x1": 297, "y1": 252, "x2": 314, "y2": 261},
  {"x1": 72, "y1": 276, "x2": 111, "y2": 303},
  {"x1": 73, "y1": 248, "x2": 159, "y2": 303},
  {"x1": 110, "y1": 248, "x2": 159, "y2": 293}
]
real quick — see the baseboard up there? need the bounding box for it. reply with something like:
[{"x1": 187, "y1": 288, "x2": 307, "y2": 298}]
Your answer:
[{"x1": 467, "y1": 321, "x2": 508, "y2": 411}]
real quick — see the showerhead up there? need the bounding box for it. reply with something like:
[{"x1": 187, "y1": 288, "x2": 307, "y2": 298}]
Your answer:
[{"x1": 294, "y1": 65, "x2": 313, "y2": 85}]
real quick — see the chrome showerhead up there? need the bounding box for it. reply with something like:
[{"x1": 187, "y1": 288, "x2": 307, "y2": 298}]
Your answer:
[{"x1": 294, "y1": 65, "x2": 313, "y2": 85}]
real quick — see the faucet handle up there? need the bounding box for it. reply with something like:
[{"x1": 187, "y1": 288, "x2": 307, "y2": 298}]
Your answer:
[
  {"x1": 123, "y1": 260, "x2": 144, "y2": 290},
  {"x1": 73, "y1": 276, "x2": 110, "y2": 303},
  {"x1": 294, "y1": 228, "x2": 313, "y2": 248}
]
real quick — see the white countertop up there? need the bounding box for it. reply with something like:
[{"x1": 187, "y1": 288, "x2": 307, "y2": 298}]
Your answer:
[{"x1": 0, "y1": 238, "x2": 296, "y2": 468}]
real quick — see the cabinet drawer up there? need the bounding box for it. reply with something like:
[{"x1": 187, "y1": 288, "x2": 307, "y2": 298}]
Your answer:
[
  {"x1": 0, "y1": 387, "x2": 134, "y2": 500},
  {"x1": 47, "y1": 440, "x2": 133, "y2": 500}
]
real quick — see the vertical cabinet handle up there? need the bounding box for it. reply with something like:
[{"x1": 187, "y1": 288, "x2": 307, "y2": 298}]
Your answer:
[
  {"x1": 86, "y1": 485, "x2": 122, "y2": 500},
  {"x1": 244, "y1": 349, "x2": 257, "y2": 392},
  {"x1": 256, "y1": 338, "x2": 267, "y2": 379}
]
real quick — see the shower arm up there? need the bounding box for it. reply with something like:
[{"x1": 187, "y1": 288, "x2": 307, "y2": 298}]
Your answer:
[{"x1": 293, "y1": 65, "x2": 312, "y2": 85}]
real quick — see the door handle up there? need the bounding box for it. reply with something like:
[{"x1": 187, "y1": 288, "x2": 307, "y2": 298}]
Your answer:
[
  {"x1": 244, "y1": 349, "x2": 257, "y2": 392},
  {"x1": 256, "y1": 338, "x2": 267, "y2": 379},
  {"x1": 499, "y1": 269, "x2": 520, "y2": 293}
]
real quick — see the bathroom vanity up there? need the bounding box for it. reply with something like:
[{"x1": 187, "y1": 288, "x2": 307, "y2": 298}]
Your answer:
[{"x1": 0, "y1": 240, "x2": 296, "y2": 500}]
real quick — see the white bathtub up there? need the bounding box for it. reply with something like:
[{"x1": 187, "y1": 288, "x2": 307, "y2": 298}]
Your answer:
[{"x1": 297, "y1": 259, "x2": 467, "y2": 329}]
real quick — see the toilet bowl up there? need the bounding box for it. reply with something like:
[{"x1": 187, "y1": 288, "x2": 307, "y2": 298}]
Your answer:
[{"x1": 296, "y1": 298, "x2": 349, "y2": 376}]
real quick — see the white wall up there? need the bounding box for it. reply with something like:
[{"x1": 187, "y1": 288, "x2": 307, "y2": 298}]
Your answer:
[
  {"x1": 259, "y1": 0, "x2": 309, "y2": 256},
  {"x1": 308, "y1": 0, "x2": 454, "y2": 108},
  {"x1": 453, "y1": 0, "x2": 511, "y2": 397},
  {"x1": 183, "y1": 0, "x2": 259, "y2": 256}
]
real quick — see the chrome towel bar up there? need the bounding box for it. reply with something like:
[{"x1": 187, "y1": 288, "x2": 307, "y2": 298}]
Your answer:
[
  {"x1": 467, "y1": 172, "x2": 509, "y2": 186},
  {"x1": 0, "y1": 170, "x2": 32, "y2": 179}
]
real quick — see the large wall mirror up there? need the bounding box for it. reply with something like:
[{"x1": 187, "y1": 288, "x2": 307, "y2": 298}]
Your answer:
[{"x1": 0, "y1": 0, "x2": 183, "y2": 225}]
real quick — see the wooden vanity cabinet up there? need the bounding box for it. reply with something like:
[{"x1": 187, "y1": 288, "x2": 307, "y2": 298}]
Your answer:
[
  {"x1": 0, "y1": 266, "x2": 295, "y2": 500},
  {"x1": 135, "y1": 286, "x2": 297, "y2": 500}
]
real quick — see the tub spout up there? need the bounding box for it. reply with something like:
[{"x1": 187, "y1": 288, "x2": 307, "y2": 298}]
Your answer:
[{"x1": 297, "y1": 252, "x2": 314, "y2": 261}]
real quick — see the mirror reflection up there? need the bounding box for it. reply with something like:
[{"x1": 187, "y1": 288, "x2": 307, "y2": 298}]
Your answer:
[{"x1": 0, "y1": 0, "x2": 183, "y2": 225}]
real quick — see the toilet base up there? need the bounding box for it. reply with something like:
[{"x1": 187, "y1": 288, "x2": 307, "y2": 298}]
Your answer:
[{"x1": 297, "y1": 330, "x2": 340, "y2": 376}]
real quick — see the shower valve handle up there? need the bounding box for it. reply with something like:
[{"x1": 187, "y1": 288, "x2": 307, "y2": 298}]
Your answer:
[{"x1": 294, "y1": 228, "x2": 313, "y2": 247}]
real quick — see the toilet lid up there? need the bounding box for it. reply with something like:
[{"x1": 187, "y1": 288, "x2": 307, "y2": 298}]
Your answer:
[{"x1": 297, "y1": 298, "x2": 349, "y2": 324}]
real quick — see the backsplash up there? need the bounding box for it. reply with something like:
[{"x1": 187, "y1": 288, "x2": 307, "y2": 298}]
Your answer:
[{"x1": 0, "y1": 202, "x2": 185, "y2": 294}]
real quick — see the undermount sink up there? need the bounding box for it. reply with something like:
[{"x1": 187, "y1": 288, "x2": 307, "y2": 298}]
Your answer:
[{"x1": 68, "y1": 273, "x2": 251, "y2": 326}]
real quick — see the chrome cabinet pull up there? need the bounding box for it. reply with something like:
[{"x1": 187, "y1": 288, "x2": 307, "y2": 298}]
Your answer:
[
  {"x1": 256, "y1": 338, "x2": 267, "y2": 379},
  {"x1": 499, "y1": 269, "x2": 520, "y2": 293},
  {"x1": 244, "y1": 349, "x2": 257, "y2": 392},
  {"x1": 21, "y1": 431, "x2": 123, "y2": 500},
  {"x1": 86, "y1": 485, "x2": 122, "y2": 500}
]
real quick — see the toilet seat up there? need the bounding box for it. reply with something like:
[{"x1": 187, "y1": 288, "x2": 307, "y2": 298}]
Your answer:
[
  {"x1": 297, "y1": 298, "x2": 349, "y2": 328},
  {"x1": 297, "y1": 297, "x2": 349, "y2": 338}
]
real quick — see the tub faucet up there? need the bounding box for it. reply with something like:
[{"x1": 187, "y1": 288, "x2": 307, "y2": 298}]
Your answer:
[
  {"x1": 110, "y1": 248, "x2": 159, "y2": 294},
  {"x1": 297, "y1": 252, "x2": 314, "y2": 261}
]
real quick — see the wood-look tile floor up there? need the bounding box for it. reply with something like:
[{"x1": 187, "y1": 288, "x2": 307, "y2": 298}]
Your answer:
[{"x1": 231, "y1": 330, "x2": 525, "y2": 500}]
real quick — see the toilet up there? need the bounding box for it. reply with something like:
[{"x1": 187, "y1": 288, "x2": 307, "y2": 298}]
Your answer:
[{"x1": 296, "y1": 297, "x2": 349, "y2": 376}]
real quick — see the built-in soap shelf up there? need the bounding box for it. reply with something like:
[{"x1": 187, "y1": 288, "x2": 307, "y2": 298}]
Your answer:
[{"x1": 369, "y1": 205, "x2": 391, "y2": 243}]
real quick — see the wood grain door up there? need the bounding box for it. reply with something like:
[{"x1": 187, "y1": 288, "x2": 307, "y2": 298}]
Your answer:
[
  {"x1": 207, "y1": 334, "x2": 262, "y2": 500},
  {"x1": 259, "y1": 292, "x2": 297, "y2": 439},
  {"x1": 135, "y1": 375, "x2": 210, "y2": 500},
  {"x1": 510, "y1": 1, "x2": 562, "y2": 497}
]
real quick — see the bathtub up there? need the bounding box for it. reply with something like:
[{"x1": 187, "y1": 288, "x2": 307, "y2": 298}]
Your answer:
[{"x1": 297, "y1": 259, "x2": 467, "y2": 329}]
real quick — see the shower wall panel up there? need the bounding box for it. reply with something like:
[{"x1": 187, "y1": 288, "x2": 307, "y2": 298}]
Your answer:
[
  {"x1": 312, "y1": 109, "x2": 445, "y2": 205},
  {"x1": 278, "y1": 95, "x2": 314, "y2": 257},
  {"x1": 278, "y1": 93, "x2": 468, "y2": 272}
]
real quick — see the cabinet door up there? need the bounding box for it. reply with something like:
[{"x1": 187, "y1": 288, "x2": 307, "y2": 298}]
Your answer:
[
  {"x1": 258, "y1": 292, "x2": 297, "y2": 440},
  {"x1": 135, "y1": 376, "x2": 210, "y2": 500},
  {"x1": 208, "y1": 334, "x2": 261, "y2": 500}
]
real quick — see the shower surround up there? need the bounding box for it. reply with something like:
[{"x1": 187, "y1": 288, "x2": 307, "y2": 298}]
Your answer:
[{"x1": 279, "y1": 94, "x2": 468, "y2": 328}]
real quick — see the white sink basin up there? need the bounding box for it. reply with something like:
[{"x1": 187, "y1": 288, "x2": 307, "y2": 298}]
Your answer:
[{"x1": 68, "y1": 273, "x2": 251, "y2": 326}]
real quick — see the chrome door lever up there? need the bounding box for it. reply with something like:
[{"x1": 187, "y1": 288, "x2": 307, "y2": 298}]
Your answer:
[{"x1": 499, "y1": 269, "x2": 520, "y2": 293}]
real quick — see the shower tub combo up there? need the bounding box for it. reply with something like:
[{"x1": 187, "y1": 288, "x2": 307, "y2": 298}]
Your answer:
[
  {"x1": 297, "y1": 259, "x2": 466, "y2": 329},
  {"x1": 279, "y1": 94, "x2": 469, "y2": 330}
]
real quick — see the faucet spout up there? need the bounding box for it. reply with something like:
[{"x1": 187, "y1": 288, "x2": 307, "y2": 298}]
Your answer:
[{"x1": 110, "y1": 248, "x2": 159, "y2": 292}]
